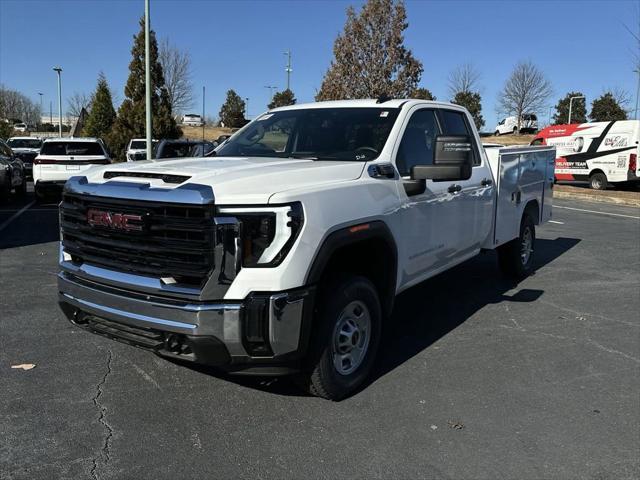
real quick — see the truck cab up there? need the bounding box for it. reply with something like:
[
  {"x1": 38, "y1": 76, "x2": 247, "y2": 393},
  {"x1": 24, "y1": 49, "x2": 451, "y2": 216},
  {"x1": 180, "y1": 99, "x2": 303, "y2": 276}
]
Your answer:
[{"x1": 57, "y1": 100, "x2": 554, "y2": 399}]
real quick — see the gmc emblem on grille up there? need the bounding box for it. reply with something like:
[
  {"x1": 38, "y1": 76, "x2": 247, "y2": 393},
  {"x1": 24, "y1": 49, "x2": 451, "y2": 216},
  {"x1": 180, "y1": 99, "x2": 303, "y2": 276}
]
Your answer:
[{"x1": 86, "y1": 209, "x2": 143, "y2": 231}]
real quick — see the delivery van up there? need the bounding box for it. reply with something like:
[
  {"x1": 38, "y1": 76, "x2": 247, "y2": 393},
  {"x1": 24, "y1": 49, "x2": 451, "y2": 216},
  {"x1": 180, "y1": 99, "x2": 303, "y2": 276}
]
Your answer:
[{"x1": 531, "y1": 120, "x2": 639, "y2": 189}]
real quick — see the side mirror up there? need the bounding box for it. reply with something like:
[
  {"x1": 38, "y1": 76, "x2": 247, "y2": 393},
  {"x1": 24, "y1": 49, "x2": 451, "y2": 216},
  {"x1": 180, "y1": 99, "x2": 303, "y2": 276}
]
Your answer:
[{"x1": 411, "y1": 135, "x2": 473, "y2": 181}]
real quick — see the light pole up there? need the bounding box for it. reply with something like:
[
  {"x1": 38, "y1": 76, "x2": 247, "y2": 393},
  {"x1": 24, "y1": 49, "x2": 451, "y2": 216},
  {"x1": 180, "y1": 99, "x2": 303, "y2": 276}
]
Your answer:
[
  {"x1": 144, "y1": 0, "x2": 152, "y2": 160},
  {"x1": 283, "y1": 50, "x2": 292, "y2": 91},
  {"x1": 202, "y1": 86, "x2": 205, "y2": 141},
  {"x1": 264, "y1": 85, "x2": 277, "y2": 105},
  {"x1": 568, "y1": 95, "x2": 585, "y2": 125},
  {"x1": 245, "y1": 97, "x2": 249, "y2": 120},
  {"x1": 634, "y1": 67, "x2": 639, "y2": 120},
  {"x1": 53, "y1": 67, "x2": 63, "y2": 137},
  {"x1": 38, "y1": 92, "x2": 43, "y2": 128}
]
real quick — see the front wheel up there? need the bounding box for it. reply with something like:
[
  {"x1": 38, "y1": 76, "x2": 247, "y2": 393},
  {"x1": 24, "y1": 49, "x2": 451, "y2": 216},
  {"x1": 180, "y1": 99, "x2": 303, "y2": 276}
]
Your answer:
[
  {"x1": 298, "y1": 275, "x2": 382, "y2": 400},
  {"x1": 497, "y1": 213, "x2": 536, "y2": 279}
]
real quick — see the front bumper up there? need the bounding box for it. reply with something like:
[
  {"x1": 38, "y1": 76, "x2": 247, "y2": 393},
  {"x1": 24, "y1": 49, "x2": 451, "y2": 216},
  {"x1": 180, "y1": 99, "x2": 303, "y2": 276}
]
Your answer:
[{"x1": 58, "y1": 268, "x2": 315, "y2": 375}]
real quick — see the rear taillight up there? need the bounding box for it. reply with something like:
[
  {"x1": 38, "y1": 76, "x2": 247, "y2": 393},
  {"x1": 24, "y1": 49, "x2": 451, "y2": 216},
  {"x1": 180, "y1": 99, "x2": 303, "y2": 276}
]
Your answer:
[{"x1": 630, "y1": 153, "x2": 637, "y2": 172}]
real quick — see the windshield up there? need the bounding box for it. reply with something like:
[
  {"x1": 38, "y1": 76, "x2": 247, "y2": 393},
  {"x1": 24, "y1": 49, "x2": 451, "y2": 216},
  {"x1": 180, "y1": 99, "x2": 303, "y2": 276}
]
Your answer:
[
  {"x1": 130, "y1": 140, "x2": 146, "y2": 149},
  {"x1": 41, "y1": 141, "x2": 105, "y2": 156},
  {"x1": 8, "y1": 138, "x2": 42, "y2": 149},
  {"x1": 215, "y1": 107, "x2": 400, "y2": 161}
]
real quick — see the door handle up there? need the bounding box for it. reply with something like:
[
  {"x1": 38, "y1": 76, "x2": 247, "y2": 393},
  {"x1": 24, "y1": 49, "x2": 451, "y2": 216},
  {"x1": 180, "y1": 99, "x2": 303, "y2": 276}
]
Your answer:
[
  {"x1": 448, "y1": 184, "x2": 462, "y2": 194},
  {"x1": 481, "y1": 178, "x2": 493, "y2": 187}
]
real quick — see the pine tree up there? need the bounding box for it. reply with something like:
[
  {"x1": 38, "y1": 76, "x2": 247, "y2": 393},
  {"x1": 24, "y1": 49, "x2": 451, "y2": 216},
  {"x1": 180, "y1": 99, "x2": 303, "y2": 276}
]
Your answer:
[
  {"x1": 268, "y1": 89, "x2": 296, "y2": 109},
  {"x1": 219, "y1": 90, "x2": 247, "y2": 128},
  {"x1": 590, "y1": 92, "x2": 628, "y2": 122},
  {"x1": 412, "y1": 88, "x2": 436, "y2": 100},
  {"x1": 83, "y1": 73, "x2": 116, "y2": 139},
  {"x1": 316, "y1": 0, "x2": 423, "y2": 101},
  {"x1": 452, "y1": 91, "x2": 485, "y2": 130},
  {"x1": 109, "y1": 18, "x2": 181, "y2": 160},
  {"x1": 552, "y1": 92, "x2": 587, "y2": 125}
]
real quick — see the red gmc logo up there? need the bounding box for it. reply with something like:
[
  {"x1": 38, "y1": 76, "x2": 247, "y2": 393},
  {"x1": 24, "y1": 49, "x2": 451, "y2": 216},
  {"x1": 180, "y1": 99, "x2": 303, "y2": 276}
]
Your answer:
[{"x1": 86, "y1": 208, "x2": 143, "y2": 232}]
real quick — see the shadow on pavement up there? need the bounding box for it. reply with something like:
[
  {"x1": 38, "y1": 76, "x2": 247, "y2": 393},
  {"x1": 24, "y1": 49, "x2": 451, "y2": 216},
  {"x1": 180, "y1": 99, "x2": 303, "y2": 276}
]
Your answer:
[
  {"x1": 186, "y1": 237, "x2": 581, "y2": 398},
  {"x1": 373, "y1": 237, "x2": 580, "y2": 382},
  {"x1": 0, "y1": 190, "x2": 60, "y2": 250}
]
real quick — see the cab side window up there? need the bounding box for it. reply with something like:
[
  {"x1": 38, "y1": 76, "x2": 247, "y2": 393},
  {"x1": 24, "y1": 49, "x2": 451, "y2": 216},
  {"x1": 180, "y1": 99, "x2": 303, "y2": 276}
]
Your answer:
[
  {"x1": 438, "y1": 109, "x2": 481, "y2": 166},
  {"x1": 396, "y1": 109, "x2": 440, "y2": 177}
]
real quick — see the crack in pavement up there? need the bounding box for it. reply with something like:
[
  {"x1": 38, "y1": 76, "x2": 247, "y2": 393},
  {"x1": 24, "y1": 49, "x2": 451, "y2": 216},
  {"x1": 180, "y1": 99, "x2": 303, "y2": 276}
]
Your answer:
[{"x1": 90, "y1": 349, "x2": 114, "y2": 480}]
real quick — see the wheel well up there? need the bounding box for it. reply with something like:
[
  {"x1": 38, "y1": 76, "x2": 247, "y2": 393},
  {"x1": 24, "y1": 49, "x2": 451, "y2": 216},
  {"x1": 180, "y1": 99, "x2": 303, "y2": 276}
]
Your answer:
[
  {"x1": 589, "y1": 169, "x2": 606, "y2": 178},
  {"x1": 524, "y1": 199, "x2": 540, "y2": 225},
  {"x1": 311, "y1": 235, "x2": 396, "y2": 318}
]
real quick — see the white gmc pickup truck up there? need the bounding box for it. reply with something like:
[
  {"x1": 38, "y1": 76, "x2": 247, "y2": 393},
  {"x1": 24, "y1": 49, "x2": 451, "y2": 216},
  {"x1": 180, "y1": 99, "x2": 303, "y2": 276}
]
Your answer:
[{"x1": 58, "y1": 99, "x2": 555, "y2": 400}]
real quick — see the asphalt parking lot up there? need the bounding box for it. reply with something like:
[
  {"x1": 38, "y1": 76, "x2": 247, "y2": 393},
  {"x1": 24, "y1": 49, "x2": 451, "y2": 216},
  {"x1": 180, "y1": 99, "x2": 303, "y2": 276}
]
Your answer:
[{"x1": 1, "y1": 186, "x2": 639, "y2": 480}]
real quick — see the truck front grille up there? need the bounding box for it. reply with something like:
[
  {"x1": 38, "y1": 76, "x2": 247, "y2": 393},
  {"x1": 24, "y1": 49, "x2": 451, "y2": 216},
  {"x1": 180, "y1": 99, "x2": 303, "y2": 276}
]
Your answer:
[{"x1": 60, "y1": 192, "x2": 217, "y2": 288}]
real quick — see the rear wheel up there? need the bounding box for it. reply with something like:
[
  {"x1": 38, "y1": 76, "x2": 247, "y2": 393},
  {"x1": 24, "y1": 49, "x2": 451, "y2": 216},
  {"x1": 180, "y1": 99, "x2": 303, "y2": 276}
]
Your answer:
[
  {"x1": 298, "y1": 275, "x2": 381, "y2": 400},
  {"x1": 498, "y1": 213, "x2": 536, "y2": 279},
  {"x1": 589, "y1": 172, "x2": 608, "y2": 190},
  {"x1": 34, "y1": 184, "x2": 46, "y2": 204},
  {"x1": 494, "y1": 131, "x2": 500, "y2": 137}
]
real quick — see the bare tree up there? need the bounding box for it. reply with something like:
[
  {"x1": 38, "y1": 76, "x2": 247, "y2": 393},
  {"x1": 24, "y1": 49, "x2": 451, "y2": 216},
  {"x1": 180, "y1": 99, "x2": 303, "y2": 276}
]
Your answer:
[
  {"x1": 447, "y1": 62, "x2": 481, "y2": 98},
  {"x1": 159, "y1": 38, "x2": 194, "y2": 114},
  {"x1": 497, "y1": 61, "x2": 553, "y2": 132},
  {"x1": 610, "y1": 86, "x2": 632, "y2": 110},
  {"x1": 0, "y1": 85, "x2": 40, "y2": 125},
  {"x1": 67, "y1": 92, "x2": 92, "y2": 118}
]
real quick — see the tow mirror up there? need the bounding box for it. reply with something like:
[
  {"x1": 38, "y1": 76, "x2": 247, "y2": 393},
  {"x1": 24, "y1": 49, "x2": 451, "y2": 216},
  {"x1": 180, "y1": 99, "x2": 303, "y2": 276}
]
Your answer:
[{"x1": 411, "y1": 135, "x2": 473, "y2": 181}]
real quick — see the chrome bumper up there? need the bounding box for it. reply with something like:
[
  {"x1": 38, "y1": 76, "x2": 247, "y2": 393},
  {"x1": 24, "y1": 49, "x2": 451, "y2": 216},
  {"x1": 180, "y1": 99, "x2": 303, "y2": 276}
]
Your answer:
[{"x1": 58, "y1": 268, "x2": 314, "y2": 373}]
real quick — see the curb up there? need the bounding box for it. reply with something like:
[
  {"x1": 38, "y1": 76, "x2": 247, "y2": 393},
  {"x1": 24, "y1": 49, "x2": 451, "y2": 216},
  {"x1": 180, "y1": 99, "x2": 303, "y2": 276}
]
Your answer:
[{"x1": 554, "y1": 189, "x2": 640, "y2": 208}]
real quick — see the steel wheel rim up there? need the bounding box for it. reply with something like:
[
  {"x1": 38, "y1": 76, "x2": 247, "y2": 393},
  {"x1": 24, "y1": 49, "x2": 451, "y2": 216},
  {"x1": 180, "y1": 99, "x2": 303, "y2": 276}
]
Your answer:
[
  {"x1": 521, "y1": 226, "x2": 533, "y2": 265},
  {"x1": 332, "y1": 300, "x2": 371, "y2": 376}
]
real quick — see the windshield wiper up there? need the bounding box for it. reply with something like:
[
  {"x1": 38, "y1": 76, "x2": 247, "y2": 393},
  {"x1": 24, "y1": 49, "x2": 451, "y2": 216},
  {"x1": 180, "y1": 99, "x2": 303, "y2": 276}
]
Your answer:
[{"x1": 288, "y1": 154, "x2": 318, "y2": 160}]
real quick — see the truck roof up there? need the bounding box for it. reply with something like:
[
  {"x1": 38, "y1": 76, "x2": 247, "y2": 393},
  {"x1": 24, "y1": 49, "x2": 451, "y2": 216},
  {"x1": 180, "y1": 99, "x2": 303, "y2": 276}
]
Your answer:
[
  {"x1": 269, "y1": 98, "x2": 466, "y2": 112},
  {"x1": 42, "y1": 137, "x2": 102, "y2": 143}
]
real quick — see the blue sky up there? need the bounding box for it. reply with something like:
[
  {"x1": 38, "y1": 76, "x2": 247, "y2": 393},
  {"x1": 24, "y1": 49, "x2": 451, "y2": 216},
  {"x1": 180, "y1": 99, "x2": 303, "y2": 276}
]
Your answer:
[{"x1": 0, "y1": 0, "x2": 637, "y2": 129}]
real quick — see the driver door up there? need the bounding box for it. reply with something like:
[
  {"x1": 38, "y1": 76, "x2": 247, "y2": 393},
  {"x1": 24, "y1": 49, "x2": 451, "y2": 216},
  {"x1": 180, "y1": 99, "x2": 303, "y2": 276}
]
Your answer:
[{"x1": 394, "y1": 108, "x2": 465, "y2": 287}]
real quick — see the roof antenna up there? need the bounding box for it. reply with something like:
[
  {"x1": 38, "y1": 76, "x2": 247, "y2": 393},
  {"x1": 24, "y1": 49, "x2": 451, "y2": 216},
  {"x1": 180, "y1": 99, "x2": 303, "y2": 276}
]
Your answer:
[{"x1": 376, "y1": 94, "x2": 393, "y2": 104}]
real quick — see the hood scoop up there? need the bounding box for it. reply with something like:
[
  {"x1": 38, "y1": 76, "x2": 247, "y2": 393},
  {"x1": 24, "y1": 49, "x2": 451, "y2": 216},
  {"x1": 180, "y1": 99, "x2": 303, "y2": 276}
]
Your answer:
[{"x1": 103, "y1": 171, "x2": 191, "y2": 184}]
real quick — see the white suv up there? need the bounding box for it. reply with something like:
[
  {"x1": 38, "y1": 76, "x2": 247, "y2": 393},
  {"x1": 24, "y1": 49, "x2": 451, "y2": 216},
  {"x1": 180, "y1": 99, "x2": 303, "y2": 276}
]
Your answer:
[{"x1": 34, "y1": 137, "x2": 110, "y2": 200}]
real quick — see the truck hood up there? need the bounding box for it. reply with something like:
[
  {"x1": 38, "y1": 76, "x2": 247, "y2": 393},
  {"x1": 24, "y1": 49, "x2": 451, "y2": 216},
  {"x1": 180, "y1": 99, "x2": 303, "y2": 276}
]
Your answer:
[{"x1": 81, "y1": 156, "x2": 366, "y2": 204}]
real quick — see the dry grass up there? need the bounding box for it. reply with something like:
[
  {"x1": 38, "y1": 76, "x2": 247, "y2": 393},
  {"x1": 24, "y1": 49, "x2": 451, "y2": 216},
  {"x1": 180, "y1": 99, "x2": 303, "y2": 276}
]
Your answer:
[
  {"x1": 482, "y1": 133, "x2": 535, "y2": 146},
  {"x1": 180, "y1": 125, "x2": 234, "y2": 141}
]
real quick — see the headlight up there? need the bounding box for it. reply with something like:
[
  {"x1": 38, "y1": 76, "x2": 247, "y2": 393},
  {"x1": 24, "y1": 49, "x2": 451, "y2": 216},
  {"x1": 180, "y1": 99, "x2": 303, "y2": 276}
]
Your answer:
[{"x1": 217, "y1": 202, "x2": 303, "y2": 267}]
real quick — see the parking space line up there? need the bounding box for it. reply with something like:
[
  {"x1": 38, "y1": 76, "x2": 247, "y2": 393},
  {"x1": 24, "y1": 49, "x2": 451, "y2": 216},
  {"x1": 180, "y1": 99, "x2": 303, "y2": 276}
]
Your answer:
[
  {"x1": 0, "y1": 200, "x2": 36, "y2": 234},
  {"x1": 549, "y1": 220, "x2": 564, "y2": 224},
  {"x1": 555, "y1": 205, "x2": 640, "y2": 220}
]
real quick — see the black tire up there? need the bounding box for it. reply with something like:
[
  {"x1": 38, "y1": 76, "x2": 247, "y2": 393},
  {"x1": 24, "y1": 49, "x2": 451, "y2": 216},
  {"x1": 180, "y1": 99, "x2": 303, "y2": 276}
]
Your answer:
[
  {"x1": 494, "y1": 131, "x2": 500, "y2": 137},
  {"x1": 513, "y1": 127, "x2": 518, "y2": 135},
  {"x1": 298, "y1": 275, "x2": 382, "y2": 400},
  {"x1": 34, "y1": 184, "x2": 46, "y2": 204},
  {"x1": 0, "y1": 179, "x2": 11, "y2": 201},
  {"x1": 497, "y1": 213, "x2": 536, "y2": 279},
  {"x1": 589, "y1": 172, "x2": 608, "y2": 190},
  {"x1": 15, "y1": 177, "x2": 27, "y2": 197}
]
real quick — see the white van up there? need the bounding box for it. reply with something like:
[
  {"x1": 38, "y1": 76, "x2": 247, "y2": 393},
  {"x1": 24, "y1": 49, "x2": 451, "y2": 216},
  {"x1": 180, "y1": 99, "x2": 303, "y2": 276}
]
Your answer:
[
  {"x1": 182, "y1": 114, "x2": 203, "y2": 126},
  {"x1": 531, "y1": 120, "x2": 640, "y2": 189},
  {"x1": 33, "y1": 137, "x2": 111, "y2": 200},
  {"x1": 494, "y1": 114, "x2": 538, "y2": 135}
]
